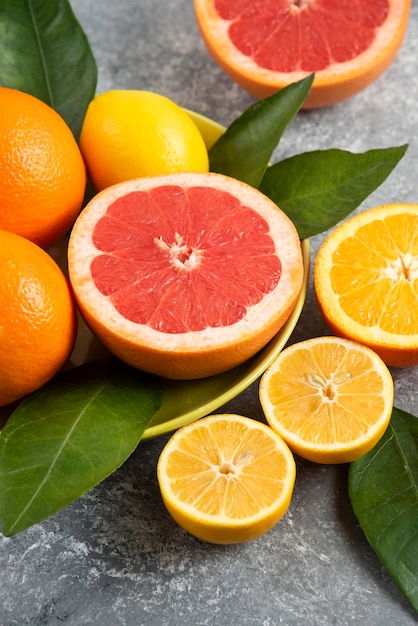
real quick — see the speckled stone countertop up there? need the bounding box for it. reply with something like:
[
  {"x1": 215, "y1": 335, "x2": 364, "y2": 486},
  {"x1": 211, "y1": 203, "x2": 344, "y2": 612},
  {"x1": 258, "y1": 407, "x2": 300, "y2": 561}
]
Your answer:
[{"x1": 1, "y1": 1, "x2": 418, "y2": 624}]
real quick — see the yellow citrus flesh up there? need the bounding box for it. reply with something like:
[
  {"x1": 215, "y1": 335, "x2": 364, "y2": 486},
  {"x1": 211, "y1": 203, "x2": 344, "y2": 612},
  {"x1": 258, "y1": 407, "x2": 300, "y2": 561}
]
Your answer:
[
  {"x1": 259, "y1": 336, "x2": 394, "y2": 464},
  {"x1": 157, "y1": 413, "x2": 296, "y2": 544},
  {"x1": 79, "y1": 90, "x2": 209, "y2": 191},
  {"x1": 314, "y1": 204, "x2": 418, "y2": 367}
]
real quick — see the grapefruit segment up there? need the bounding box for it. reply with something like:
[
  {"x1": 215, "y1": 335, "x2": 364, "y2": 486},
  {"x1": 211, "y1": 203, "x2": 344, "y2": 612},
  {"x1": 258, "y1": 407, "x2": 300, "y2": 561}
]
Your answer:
[
  {"x1": 68, "y1": 172, "x2": 304, "y2": 380},
  {"x1": 194, "y1": 0, "x2": 411, "y2": 108}
]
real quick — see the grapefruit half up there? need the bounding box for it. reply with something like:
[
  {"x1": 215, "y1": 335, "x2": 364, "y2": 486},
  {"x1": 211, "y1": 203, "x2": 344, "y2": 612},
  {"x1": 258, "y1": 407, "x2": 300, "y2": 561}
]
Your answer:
[
  {"x1": 194, "y1": 0, "x2": 411, "y2": 108},
  {"x1": 67, "y1": 172, "x2": 304, "y2": 380}
]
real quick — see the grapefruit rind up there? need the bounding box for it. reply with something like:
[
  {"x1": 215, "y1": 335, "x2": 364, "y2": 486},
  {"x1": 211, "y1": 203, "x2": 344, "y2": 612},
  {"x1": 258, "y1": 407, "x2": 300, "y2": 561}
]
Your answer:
[
  {"x1": 194, "y1": 0, "x2": 411, "y2": 108},
  {"x1": 68, "y1": 172, "x2": 304, "y2": 380}
]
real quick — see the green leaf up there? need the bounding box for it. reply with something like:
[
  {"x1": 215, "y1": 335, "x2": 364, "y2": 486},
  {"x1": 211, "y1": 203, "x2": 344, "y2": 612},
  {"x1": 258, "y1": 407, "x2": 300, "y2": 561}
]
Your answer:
[
  {"x1": 348, "y1": 407, "x2": 418, "y2": 613},
  {"x1": 259, "y1": 145, "x2": 408, "y2": 239},
  {"x1": 209, "y1": 74, "x2": 314, "y2": 188},
  {"x1": 0, "y1": 0, "x2": 97, "y2": 138},
  {"x1": 0, "y1": 359, "x2": 163, "y2": 536}
]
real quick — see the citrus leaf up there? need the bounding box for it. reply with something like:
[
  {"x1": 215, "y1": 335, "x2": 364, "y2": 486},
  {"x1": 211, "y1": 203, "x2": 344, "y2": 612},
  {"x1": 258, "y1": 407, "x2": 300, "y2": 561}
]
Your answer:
[
  {"x1": 0, "y1": 0, "x2": 97, "y2": 138},
  {"x1": 208, "y1": 74, "x2": 314, "y2": 188},
  {"x1": 348, "y1": 407, "x2": 418, "y2": 613},
  {"x1": 259, "y1": 145, "x2": 408, "y2": 239},
  {"x1": 0, "y1": 359, "x2": 163, "y2": 536}
]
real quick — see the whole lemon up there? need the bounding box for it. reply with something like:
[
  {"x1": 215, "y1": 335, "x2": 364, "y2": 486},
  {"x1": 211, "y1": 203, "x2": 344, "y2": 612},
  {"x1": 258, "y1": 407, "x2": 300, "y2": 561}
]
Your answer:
[{"x1": 79, "y1": 90, "x2": 209, "y2": 190}]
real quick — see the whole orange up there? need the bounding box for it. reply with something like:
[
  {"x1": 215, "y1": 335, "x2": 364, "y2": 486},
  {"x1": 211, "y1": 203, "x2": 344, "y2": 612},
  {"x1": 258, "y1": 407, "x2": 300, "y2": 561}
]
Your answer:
[
  {"x1": 0, "y1": 230, "x2": 77, "y2": 407},
  {"x1": 0, "y1": 87, "x2": 86, "y2": 249}
]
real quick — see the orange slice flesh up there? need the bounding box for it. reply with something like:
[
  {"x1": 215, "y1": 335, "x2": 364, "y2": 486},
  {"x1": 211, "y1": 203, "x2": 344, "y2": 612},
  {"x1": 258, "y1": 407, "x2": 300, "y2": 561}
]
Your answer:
[
  {"x1": 259, "y1": 336, "x2": 394, "y2": 464},
  {"x1": 157, "y1": 413, "x2": 296, "y2": 543},
  {"x1": 194, "y1": 0, "x2": 411, "y2": 108},
  {"x1": 314, "y1": 203, "x2": 418, "y2": 368},
  {"x1": 67, "y1": 172, "x2": 304, "y2": 380}
]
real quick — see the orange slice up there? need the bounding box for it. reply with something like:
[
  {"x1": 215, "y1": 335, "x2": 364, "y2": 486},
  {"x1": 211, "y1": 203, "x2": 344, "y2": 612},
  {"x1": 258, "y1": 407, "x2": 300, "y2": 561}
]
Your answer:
[
  {"x1": 67, "y1": 171, "x2": 304, "y2": 380},
  {"x1": 194, "y1": 0, "x2": 411, "y2": 108},
  {"x1": 259, "y1": 336, "x2": 394, "y2": 464},
  {"x1": 314, "y1": 203, "x2": 418, "y2": 368},
  {"x1": 157, "y1": 413, "x2": 296, "y2": 543}
]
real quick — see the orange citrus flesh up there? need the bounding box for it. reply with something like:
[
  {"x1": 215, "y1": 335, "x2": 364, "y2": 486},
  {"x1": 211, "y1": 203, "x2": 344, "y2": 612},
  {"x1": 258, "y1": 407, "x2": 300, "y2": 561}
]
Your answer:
[
  {"x1": 0, "y1": 230, "x2": 77, "y2": 407},
  {"x1": 157, "y1": 413, "x2": 296, "y2": 544},
  {"x1": 68, "y1": 172, "x2": 304, "y2": 380},
  {"x1": 259, "y1": 336, "x2": 394, "y2": 464},
  {"x1": 194, "y1": 0, "x2": 411, "y2": 108},
  {"x1": 0, "y1": 87, "x2": 86, "y2": 249},
  {"x1": 314, "y1": 204, "x2": 418, "y2": 368}
]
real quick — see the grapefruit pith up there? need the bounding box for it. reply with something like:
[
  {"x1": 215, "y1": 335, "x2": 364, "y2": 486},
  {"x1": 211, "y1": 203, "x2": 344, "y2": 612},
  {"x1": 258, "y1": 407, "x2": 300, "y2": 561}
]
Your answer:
[
  {"x1": 67, "y1": 172, "x2": 304, "y2": 380},
  {"x1": 194, "y1": 0, "x2": 411, "y2": 108}
]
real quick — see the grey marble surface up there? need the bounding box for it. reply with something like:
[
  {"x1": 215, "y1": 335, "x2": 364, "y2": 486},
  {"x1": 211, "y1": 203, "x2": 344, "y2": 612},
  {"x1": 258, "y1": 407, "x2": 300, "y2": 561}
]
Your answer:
[{"x1": 1, "y1": 1, "x2": 418, "y2": 624}]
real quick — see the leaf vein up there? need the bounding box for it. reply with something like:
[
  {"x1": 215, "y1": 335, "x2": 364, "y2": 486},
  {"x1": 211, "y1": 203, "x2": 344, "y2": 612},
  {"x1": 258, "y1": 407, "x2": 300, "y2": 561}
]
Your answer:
[
  {"x1": 6, "y1": 383, "x2": 108, "y2": 534},
  {"x1": 26, "y1": 0, "x2": 54, "y2": 106}
]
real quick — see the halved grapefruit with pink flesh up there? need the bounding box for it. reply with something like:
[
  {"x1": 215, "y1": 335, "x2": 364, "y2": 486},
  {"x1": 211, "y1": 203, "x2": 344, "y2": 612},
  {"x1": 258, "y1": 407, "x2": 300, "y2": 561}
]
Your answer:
[
  {"x1": 194, "y1": 0, "x2": 411, "y2": 108},
  {"x1": 67, "y1": 172, "x2": 304, "y2": 380}
]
